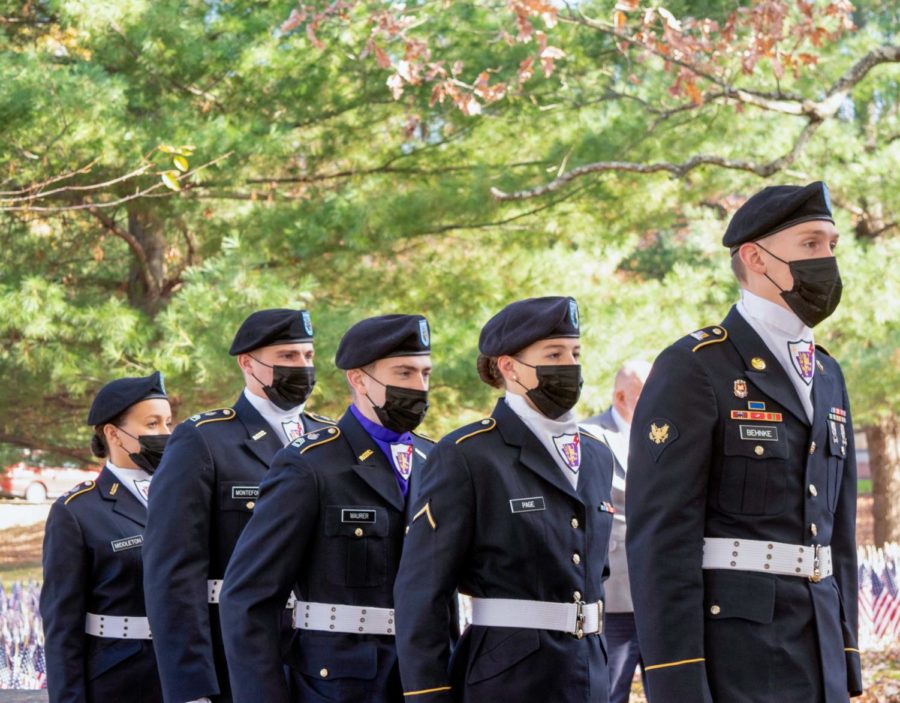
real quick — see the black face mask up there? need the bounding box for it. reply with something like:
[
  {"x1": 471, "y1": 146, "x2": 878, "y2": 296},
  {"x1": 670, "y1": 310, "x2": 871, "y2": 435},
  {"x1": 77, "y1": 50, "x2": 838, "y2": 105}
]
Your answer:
[
  {"x1": 250, "y1": 356, "x2": 316, "y2": 411},
  {"x1": 514, "y1": 361, "x2": 583, "y2": 420},
  {"x1": 118, "y1": 429, "x2": 170, "y2": 474},
  {"x1": 363, "y1": 371, "x2": 429, "y2": 434},
  {"x1": 757, "y1": 244, "x2": 843, "y2": 328}
]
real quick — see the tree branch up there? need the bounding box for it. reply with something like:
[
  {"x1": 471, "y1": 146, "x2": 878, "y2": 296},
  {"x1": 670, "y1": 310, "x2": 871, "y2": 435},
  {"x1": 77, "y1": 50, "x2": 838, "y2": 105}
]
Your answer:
[
  {"x1": 86, "y1": 208, "x2": 159, "y2": 298},
  {"x1": 492, "y1": 42, "x2": 899, "y2": 201}
]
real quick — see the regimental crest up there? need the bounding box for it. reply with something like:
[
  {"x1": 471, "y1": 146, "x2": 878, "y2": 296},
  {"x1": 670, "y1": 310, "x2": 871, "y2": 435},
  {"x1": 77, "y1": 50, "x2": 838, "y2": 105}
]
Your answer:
[
  {"x1": 134, "y1": 479, "x2": 151, "y2": 503},
  {"x1": 418, "y1": 318, "x2": 430, "y2": 348},
  {"x1": 569, "y1": 299, "x2": 580, "y2": 330},
  {"x1": 649, "y1": 422, "x2": 670, "y2": 445},
  {"x1": 733, "y1": 379, "x2": 748, "y2": 398},
  {"x1": 282, "y1": 419, "x2": 303, "y2": 441},
  {"x1": 788, "y1": 339, "x2": 815, "y2": 386},
  {"x1": 552, "y1": 432, "x2": 581, "y2": 473},
  {"x1": 301, "y1": 310, "x2": 313, "y2": 336},
  {"x1": 391, "y1": 442, "x2": 414, "y2": 480}
]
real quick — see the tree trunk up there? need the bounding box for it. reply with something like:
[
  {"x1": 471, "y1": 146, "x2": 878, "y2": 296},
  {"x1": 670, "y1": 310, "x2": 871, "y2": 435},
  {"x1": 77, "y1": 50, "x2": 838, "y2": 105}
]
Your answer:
[
  {"x1": 126, "y1": 207, "x2": 166, "y2": 314},
  {"x1": 865, "y1": 413, "x2": 900, "y2": 547}
]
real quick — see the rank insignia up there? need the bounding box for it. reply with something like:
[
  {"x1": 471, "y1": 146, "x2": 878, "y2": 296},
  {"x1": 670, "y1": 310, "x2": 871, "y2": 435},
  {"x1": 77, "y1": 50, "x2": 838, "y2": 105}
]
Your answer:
[
  {"x1": 358, "y1": 448, "x2": 374, "y2": 462},
  {"x1": 390, "y1": 443, "x2": 414, "y2": 480},
  {"x1": 733, "y1": 379, "x2": 748, "y2": 398},
  {"x1": 788, "y1": 339, "x2": 815, "y2": 386},
  {"x1": 690, "y1": 330, "x2": 710, "y2": 341},
  {"x1": 553, "y1": 433, "x2": 581, "y2": 473},
  {"x1": 646, "y1": 418, "x2": 679, "y2": 462},
  {"x1": 748, "y1": 401, "x2": 766, "y2": 411},
  {"x1": 599, "y1": 501, "x2": 616, "y2": 514},
  {"x1": 731, "y1": 410, "x2": 783, "y2": 422},
  {"x1": 649, "y1": 423, "x2": 670, "y2": 445},
  {"x1": 751, "y1": 357, "x2": 767, "y2": 371},
  {"x1": 412, "y1": 501, "x2": 437, "y2": 530}
]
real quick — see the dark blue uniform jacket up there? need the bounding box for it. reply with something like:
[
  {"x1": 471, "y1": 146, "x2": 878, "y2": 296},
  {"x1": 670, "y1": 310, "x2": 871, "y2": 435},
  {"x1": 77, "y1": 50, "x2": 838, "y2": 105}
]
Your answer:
[
  {"x1": 143, "y1": 393, "x2": 333, "y2": 703},
  {"x1": 41, "y1": 467, "x2": 162, "y2": 703},
  {"x1": 627, "y1": 306, "x2": 860, "y2": 703},
  {"x1": 393, "y1": 398, "x2": 616, "y2": 703},
  {"x1": 219, "y1": 409, "x2": 433, "y2": 703}
]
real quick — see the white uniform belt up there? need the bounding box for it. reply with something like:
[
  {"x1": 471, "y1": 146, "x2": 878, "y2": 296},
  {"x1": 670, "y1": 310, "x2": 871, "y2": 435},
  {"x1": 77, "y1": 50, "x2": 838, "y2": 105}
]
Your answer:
[
  {"x1": 292, "y1": 601, "x2": 395, "y2": 635},
  {"x1": 703, "y1": 538, "x2": 833, "y2": 581},
  {"x1": 469, "y1": 597, "x2": 603, "y2": 638},
  {"x1": 85, "y1": 613, "x2": 152, "y2": 640},
  {"x1": 207, "y1": 579, "x2": 296, "y2": 608}
]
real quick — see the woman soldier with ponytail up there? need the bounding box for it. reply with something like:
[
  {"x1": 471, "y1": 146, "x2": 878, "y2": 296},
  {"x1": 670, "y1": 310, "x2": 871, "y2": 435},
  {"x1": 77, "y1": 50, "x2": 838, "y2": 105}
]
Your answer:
[
  {"x1": 394, "y1": 297, "x2": 616, "y2": 703},
  {"x1": 41, "y1": 371, "x2": 172, "y2": 703}
]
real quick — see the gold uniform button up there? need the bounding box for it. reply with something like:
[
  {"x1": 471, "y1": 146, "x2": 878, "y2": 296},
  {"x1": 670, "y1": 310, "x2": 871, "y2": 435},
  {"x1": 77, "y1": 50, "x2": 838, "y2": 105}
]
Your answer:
[
  {"x1": 572, "y1": 553, "x2": 581, "y2": 565},
  {"x1": 810, "y1": 523, "x2": 818, "y2": 537},
  {"x1": 809, "y1": 441, "x2": 817, "y2": 454},
  {"x1": 246, "y1": 501, "x2": 256, "y2": 510},
  {"x1": 809, "y1": 484, "x2": 818, "y2": 497},
  {"x1": 710, "y1": 605, "x2": 721, "y2": 616},
  {"x1": 754, "y1": 445, "x2": 764, "y2": 456},
  {"x1": 319, "y1": 668, "x2": 329, "y2": 678},
  {"x1": 354, "y1": 527, "x2": 364, "y2": 537},
  {"x1": 573, "y1": 590, "x2": 582, "y2": 601},
  {"x1": 751, "y1": 357, "x2": 766, "y2": 370},
  {"x1": 570, "y1": 517, "x2": 579, "y2": 529}
]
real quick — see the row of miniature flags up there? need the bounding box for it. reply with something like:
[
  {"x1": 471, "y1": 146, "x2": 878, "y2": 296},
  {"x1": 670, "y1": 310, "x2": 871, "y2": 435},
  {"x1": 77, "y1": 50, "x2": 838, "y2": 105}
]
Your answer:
[
  {"x1": 0, "y1": 544, "x2": 897, "y2": 689},
  {"x1": 0, "y1": 580, "x2": 45, "y2": 690},
  {"x1": 858, "y1": 543, "x2": 900, "y2": 648}
]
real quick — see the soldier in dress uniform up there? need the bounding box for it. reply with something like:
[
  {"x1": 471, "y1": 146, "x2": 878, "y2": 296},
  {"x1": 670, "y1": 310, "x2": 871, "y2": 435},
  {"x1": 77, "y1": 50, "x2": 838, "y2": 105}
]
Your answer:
[
  {"x1": 219, "y1": 314, "x2": 434, "y2": 703},
  {"x1": 582, "y1": 359, "x2": 651, "y2": 703},
  {"x1": 393, "y1": 296, "x2": 616, "y2": 703},
  {"x1": 42, "y1": 371, "x2": 171, "y2": 703},
  {"x1": 143, "y1": 309, "x2": 335, "y2": 703},
  {"x1": 626, "y1": 181, "x2": 861, "y2": 703}
]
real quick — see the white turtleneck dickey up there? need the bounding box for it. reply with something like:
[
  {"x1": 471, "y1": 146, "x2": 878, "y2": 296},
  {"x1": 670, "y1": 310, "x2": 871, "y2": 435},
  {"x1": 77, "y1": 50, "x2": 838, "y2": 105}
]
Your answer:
[
  {"x1": 737, "y1": 289, "x2": 815, "y2": 422},
  {"x1": 505, "y1": 392, "x2": 581, "y2": 489},
  {"x1": 243, "y1": 388, "x2": 306, "y2": 446}
]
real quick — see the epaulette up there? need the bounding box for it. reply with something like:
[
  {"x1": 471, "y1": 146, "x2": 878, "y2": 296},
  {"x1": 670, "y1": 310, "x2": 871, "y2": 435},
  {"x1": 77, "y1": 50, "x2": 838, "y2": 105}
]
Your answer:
[
  {"x1": 411, "y1": 429, "x2": 435, "y2": 444},
  {"x1": 579, "y1": 426, "x2": 605, "y2": 443},
  {"x1": 186, "y1": 408, "x2": 236, "y2": 427},
  {"x1": 303, "y1": 410, "x2": 337, "y2": 425},
  {"x1": 687, "y1": 325, "x2": 728, "y2": 352},
  {"x1": 454, "y1": 417, "x2": 497, "y2": 445},
  {"x1": 292, "y1": 426, "x2": 341, "y2": 455},
  {"x1": 63, "y1": 480, "x2": 96, "y2": 505},
  {"x1": 815, "y1": 343, "x2": 831, "y2": 357}
]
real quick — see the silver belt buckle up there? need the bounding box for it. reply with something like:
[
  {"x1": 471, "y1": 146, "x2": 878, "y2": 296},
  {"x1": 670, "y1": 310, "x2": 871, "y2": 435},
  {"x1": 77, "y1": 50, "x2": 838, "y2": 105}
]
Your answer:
[
  {"x1": 810, "y1": 544, "x2": 822, "y2": 583},
  {"x1": 574, "y1": 599, "x2": 585, "y2": 639}
]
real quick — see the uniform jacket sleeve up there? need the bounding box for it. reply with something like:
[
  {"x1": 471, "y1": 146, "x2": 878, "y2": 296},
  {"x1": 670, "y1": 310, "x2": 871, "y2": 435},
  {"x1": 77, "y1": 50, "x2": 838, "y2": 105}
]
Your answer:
[
  {"x1": 143, "y1": 423, "x2": 218, "y2": 702},
  {"x1": 831, "y1": 370, "x2": 862, "y2": 696},
  {"x1": 41, "y1": 501, "x2": 90, "y2": 703},
  {"x1": 625, "y1": 344, "x2": 716, "y2": 703},
  {"x1": 219, "y1": 449, "x2": 319, "y2": 703},
  {"x1": 393, "y1": 439, "x2": 475, "y2": 702}
]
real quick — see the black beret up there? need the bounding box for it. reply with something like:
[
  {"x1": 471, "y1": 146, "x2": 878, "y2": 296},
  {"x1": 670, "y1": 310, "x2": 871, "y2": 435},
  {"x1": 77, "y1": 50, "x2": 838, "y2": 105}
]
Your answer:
[
  {"x1": 335, "y1": 314, "x2": 431, "y2": 369},
  {"x1": 86, "y1": 371, "x2": 168, "y2": 426},
  {"x1": 723, "y1": 181, "x2": 833, "y2": 252},
  {"x1": 228, "y1": 309, "x2": 314, "y2": 355},
  {"x1": 479, "y1": 296, "x2": 580, "y2": 357}
]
